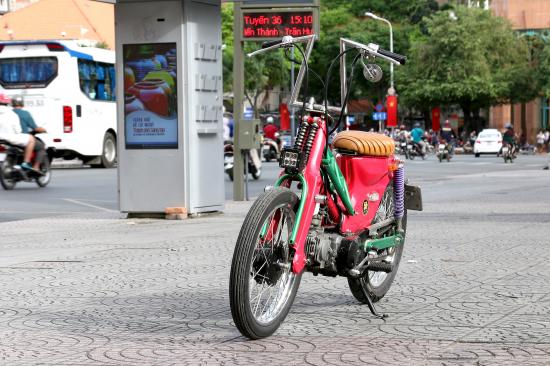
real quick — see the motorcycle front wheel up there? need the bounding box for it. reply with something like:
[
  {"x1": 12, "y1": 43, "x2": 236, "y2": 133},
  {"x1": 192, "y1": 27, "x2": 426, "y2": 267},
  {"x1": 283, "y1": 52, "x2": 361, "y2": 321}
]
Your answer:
[
  {"x1": 229, "y1": 187, "x2": 302, "y2": 339},
  {"x1": 0, "y1": 158, "x2": 17, "y2": 190}
]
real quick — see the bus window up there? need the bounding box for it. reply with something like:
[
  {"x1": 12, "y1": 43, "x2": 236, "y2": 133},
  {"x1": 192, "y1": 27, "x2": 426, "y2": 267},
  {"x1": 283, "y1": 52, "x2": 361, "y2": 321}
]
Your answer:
[
  {"x1": 0, "y1": 57, "x2": 58, "y2": 88},
  {"x1": 78, "y1": 59, "x2": 115, "y2": 101}
]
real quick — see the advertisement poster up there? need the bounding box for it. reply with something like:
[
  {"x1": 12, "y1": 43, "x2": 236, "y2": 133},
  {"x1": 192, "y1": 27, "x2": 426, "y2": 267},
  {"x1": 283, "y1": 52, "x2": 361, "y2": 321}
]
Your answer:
[{"x1": 123, "y1": 43, "x2": 178, "y2": 149}]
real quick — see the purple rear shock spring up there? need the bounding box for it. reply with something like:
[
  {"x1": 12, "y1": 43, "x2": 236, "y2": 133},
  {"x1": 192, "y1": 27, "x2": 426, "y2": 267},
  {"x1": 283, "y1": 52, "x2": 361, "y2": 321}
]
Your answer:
[{"x1": 393, "y1": 166, "x2": 405, "y2": 219}]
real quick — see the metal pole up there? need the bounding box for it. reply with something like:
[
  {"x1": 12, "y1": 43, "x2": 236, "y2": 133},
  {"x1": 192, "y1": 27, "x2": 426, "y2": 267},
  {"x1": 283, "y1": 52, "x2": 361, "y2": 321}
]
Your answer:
[
  {"x1": 233, "y1": 3, "x2": 245, "y2": 201},
  {"x1": 290, "y1": 45, "x2": 295, "y2": 143},
  {"x1": 244, "y1": 150, "x2": 249, "y2": 201},
  {"x1": 386, "y1": 19, "x2": 394, "y2": 90}
]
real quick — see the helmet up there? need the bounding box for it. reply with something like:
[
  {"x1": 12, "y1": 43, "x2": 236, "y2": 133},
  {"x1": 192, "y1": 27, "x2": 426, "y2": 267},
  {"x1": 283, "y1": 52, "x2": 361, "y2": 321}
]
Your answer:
[
  {"x1": 266, "y1": 116, "x2": 274, "y2": 123},
  {"x1": 505, "y1": 123, "x2": 513, "y2": 129},
  {"x1": 414, "y1": 122, "x2": 421, "y2": 128},
  {"x1": 11, "y1": 95, "x2": 24, "y2": 107},
  {"x1": 0, "y1": 93, "x2": 11, "y2": 105}
]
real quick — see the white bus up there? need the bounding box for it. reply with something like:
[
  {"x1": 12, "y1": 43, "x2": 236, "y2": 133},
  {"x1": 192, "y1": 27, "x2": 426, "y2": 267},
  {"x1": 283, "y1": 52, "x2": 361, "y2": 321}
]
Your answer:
[{"x1": 0, "y1": 40, "x2": 117, "y2": 167}]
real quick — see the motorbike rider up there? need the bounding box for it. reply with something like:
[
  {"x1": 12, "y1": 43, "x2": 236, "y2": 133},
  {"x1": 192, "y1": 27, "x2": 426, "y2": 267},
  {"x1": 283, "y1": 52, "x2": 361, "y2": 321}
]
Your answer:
[
  {"x1": 440, "y1": 120, "x2": 455, "y2": 153},
  {"x1": 410, "y1": 122, "x2": 426, "y2": 155},
  {"x1": 12, "y1": 96, "x2": 47, "y2": 171},
  {"x1": 0, "y1": 94, "x2": 38, "y2": 171},
  {"x1": 263, "y1": 116, "x2": 280, "y2": 147},
  {"x1": 502, "y1": 123, "x2": 517, "y2": 158}
]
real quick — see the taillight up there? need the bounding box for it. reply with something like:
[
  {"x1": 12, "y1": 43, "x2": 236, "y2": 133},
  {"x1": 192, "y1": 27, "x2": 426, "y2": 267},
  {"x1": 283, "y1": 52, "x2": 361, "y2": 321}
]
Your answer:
[
  {"x1": 475, "y1": 140, "x2": 481, "y2": 144},
  {"x1": 63, "y1": 105, "x2": 73, "y2": 133},
  {"x1": 0, "y1": 145, "x2": 5, "y2": 152},
  {"x1": 46, "y1": 43, "x2": 65, "y2": 52},
  {"x1": 498, "y1": 140, "x2": 502, "y2": 144},
  {"x1": 0, "y1": 45, "x2": 4, "y2": 53}
]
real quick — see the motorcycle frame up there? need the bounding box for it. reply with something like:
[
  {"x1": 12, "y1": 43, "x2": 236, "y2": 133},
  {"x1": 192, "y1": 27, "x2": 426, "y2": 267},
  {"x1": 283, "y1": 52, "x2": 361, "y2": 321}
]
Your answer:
[{"x1": 250, "y1": 35, "x2": 402, "y2": 274}]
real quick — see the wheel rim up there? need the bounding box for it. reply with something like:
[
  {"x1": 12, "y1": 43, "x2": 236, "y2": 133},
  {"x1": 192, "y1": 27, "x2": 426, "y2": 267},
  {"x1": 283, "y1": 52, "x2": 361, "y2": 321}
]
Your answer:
[
  {"x1": 104, "y1": 137, "x2": 116, "y2": 163},
  {"x1": 248, "y1": 204, "x2": 296, "y2": 325},
  {"x1": 368, "y1": 188, "x2": 396, "y2": 288}
]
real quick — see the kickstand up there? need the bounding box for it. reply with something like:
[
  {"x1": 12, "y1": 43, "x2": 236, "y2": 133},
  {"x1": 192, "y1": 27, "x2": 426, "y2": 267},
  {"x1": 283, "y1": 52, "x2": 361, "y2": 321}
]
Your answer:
[{"x1": 360, "y1": 280, "x2": 388, "y2": 320}]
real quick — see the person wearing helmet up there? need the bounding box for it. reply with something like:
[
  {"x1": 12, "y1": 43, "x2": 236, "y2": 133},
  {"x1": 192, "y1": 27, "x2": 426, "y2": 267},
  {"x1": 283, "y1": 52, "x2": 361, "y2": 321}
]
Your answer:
[
  {"x1": 263, "y1": 116, "x2": 279, "y2": 141},
  {"x1": 0, "y1": 94, "x2": 37, "y2": 171},
  {"x1": 440, "y1": 120, "x2": 454, "y2": 143},
  {"x1": 12, "y1": 96, "x2": 47, "y2": 170},
  {"x1": 502, "y1": 123, "x2": 517, "y2": 158},
  {"x1": 410, "y1": 122, "x2": 426, "y2": 155}
]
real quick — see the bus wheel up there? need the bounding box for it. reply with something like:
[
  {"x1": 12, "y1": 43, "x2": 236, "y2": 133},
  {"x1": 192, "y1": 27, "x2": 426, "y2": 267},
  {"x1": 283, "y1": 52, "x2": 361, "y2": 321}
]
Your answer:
[{"x1": 100, "y1": 132, "x2": 117, "y2": 168}]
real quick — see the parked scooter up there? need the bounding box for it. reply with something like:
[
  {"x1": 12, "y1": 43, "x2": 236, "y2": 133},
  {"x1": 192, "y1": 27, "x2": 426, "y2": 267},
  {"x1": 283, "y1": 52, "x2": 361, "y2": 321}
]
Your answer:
[
  {"x1": 224, "y1": 140, "x2": 262, "y2": 181},
  {"x1": 437, "y1": 142, "x2": 452, "y2": 162},
  {"x1": 0, "y1": 134, "x2": 54, "y2": 190},
  {"x1": 262, "y1": 132, "x2": 280, "y2": 162},
  {"x1": 229, "y1": 35, "x2": 422, "y2": 339}
]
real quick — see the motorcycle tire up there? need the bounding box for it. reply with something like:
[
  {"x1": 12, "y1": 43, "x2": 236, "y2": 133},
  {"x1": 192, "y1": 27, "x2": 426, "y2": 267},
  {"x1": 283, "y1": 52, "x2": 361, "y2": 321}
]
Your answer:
[
  {"x1": 229, "y1": 187, "x2": 302, "y2": 339},
  {"x1": 0, "y1": 158, "x2": 16, "y2": 190},
  {"x1": 36, "y1": 156, "x2": 51, "y2": 188},
  {"x1": 348, "y1": 185, "x2": 407, "y2": 303},
  {"x1": 227, "y1": 170, "x2": 234, "y2": 181},
  {"x1": 446, "y1": 155, "x2": 450, "y2": 162},
  {"x1": 438, "y1": 155, "x2": 442, "y2": 163}
]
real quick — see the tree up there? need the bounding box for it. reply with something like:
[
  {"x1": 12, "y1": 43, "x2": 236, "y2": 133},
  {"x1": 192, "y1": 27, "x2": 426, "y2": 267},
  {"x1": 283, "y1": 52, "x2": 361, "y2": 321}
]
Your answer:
[{"x1": 398, "y1": 6, "x2": 534, "y2": 132}]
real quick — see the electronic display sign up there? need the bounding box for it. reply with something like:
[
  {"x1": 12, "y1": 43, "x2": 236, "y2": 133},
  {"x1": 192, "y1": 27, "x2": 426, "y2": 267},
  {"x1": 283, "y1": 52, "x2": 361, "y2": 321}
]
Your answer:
[{"x1": 242, "y1": 10, "x2": 317, "y2": 40}]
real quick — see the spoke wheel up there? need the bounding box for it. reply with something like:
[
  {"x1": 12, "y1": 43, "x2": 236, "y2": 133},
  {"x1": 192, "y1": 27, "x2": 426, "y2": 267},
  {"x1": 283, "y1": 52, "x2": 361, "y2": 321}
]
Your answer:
[
  {"x1": 348, "y1": 185, "x2": 407, "y2": 303},
  {"x1": 230, "y1": 187, "x2": 301, "y2": 339}
]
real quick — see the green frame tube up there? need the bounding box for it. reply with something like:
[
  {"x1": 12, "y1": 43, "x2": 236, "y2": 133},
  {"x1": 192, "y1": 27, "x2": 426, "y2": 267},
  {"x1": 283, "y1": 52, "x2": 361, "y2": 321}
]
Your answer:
[
  {"x1": 322, "y1": 148, "x2": 355, "y2": 215},
  {"x1": 261, "y1": 173, "x2": 307, "y2": 244}
]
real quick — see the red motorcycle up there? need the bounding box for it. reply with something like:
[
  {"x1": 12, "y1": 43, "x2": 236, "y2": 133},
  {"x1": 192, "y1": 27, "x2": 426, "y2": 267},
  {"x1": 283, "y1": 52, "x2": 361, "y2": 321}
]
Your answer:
[{"x1": 229, "y1": 35, "x2": 422, "y2": 339}]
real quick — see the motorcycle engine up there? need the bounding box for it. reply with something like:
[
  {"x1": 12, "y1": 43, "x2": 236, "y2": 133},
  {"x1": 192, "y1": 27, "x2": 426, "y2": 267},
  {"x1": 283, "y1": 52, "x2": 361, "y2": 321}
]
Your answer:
[{"x1": 305, "y1": 232, "x2": 342, "y2": 276}]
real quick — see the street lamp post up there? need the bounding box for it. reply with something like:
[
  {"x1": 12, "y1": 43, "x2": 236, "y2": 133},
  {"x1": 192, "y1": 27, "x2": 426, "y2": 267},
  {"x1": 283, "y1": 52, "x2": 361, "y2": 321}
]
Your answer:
[{"x1": 364, "y1": 12, "x2": 394, "y2": 92}]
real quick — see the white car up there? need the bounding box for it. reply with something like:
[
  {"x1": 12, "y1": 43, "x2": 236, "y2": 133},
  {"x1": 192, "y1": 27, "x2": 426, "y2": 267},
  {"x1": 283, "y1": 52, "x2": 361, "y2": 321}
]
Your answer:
[{"x1": 474, "y1": 129, "x2": 502, "y2": 157}]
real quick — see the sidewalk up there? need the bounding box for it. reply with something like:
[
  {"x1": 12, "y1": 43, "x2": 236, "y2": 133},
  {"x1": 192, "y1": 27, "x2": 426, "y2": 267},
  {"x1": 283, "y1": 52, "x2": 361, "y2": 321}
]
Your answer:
[{"x1": 2, "y1": 184, "x2": 550, "y2": 365}]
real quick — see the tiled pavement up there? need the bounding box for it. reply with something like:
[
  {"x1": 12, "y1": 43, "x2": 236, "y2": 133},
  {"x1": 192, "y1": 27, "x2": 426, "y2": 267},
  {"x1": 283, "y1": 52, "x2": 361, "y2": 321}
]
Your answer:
[{"x1": 1, "y1": 168, "x2": 550, "y2": 365}]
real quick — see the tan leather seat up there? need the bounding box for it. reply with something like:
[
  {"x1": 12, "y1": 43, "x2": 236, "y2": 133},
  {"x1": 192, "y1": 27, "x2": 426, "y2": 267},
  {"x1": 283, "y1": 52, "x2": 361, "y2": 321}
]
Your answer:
[{"x1": 333, "y1": 130, "x2": 395, "y2": 157}]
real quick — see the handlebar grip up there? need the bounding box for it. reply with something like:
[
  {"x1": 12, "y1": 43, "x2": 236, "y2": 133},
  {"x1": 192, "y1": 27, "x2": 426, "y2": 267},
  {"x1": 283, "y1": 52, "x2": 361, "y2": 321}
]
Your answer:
[
  {"x1": 262, "y1": 40, "x2": 282, "y2": 49},
  {"x1": 377, "y1": 48, "x2": 407, "y2": 65}
]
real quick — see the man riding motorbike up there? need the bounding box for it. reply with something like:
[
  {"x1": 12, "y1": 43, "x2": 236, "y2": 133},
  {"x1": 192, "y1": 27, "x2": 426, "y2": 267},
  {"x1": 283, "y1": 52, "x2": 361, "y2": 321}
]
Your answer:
[
  {"x1": 410, "y1": 122, "x2": 426, "y2": 156},
  {"x1": 12, "y1": 95, "x2": 47, "y2": 171},
  {"x1": 0, "y1": 94, "x2": 38, "y2": 171},
  {"x1": 502, "y1": 123, "x2": 517, "y2": 158},
  {"x1": 440, "y1": 120, "x2": 455, "y2": 154}
]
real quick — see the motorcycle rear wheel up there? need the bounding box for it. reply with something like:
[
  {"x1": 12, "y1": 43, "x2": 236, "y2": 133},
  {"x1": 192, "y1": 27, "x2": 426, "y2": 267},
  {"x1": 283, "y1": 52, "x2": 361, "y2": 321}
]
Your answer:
[
  {"x1": 36, "y1": 156, "x2": 51, "y2": 188},
  {"x1": 0, "y1": 158, "x2": 17, "y2": 190},
  {"x1": 348, "y1": 185, "x2": 407, "y2": 303},
  {"x1": 229, "y1": 187, "x2": 302, "y2": 339}
]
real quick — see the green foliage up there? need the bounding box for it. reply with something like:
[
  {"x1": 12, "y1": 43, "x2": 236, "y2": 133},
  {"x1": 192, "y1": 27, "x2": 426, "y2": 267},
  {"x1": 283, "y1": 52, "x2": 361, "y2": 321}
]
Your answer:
[{"x1": 397, "y1": 6, "x2": 537, "y2": 130}]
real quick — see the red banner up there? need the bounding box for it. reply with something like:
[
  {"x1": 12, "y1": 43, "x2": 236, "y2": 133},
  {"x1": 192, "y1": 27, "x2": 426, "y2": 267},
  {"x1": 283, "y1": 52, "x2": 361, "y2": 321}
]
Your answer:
[
  {"x1": 431, "y1": 107, "x2": 441, "y2": 132},
  {"x1": 279, "y1": 103, "x2": 290, "y2": 131},
  {"x1": 386, "y1": 95, "x2": 397, "y2": 128}
]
